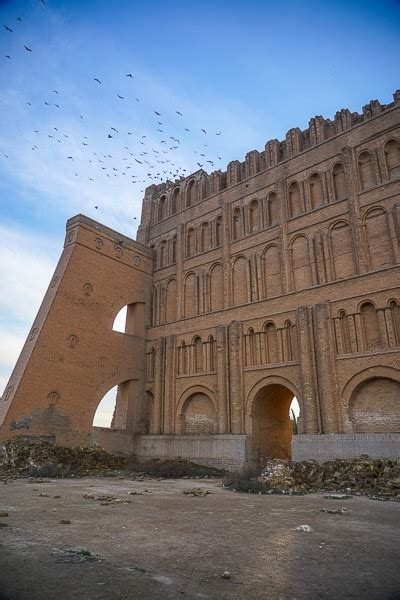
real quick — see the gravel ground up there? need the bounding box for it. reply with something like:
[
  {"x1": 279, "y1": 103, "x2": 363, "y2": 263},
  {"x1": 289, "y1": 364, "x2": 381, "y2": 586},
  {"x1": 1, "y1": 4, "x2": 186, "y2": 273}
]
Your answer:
[{"x1": 0, "y1": 476, "x2": 399, "y2": 599}]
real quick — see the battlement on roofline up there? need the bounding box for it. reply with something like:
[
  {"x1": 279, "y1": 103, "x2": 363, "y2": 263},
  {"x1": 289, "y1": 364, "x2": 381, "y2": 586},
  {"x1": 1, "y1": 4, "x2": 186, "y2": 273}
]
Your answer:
[{"x1": 142, "y1": 89, "x2": 400, "y2": 204}]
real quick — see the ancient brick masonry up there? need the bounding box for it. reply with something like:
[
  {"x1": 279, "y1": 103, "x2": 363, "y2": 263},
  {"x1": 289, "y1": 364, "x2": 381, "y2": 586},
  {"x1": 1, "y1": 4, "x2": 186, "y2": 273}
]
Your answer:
[{"x1": 1, "y1": 92, "x2": 400, "y2": 467}]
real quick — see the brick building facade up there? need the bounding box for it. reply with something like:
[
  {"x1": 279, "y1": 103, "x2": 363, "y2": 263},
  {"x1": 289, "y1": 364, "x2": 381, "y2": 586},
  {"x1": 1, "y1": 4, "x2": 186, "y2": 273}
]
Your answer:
[{"x1": 1, "y1": 91, "x2": 400, "y2": 467}]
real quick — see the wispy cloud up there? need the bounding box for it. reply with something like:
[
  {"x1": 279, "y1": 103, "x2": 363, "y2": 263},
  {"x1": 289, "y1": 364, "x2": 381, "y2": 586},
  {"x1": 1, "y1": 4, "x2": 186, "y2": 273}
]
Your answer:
[{"x1": 0, "y1": 222, "x2": 59, "y2": 392}]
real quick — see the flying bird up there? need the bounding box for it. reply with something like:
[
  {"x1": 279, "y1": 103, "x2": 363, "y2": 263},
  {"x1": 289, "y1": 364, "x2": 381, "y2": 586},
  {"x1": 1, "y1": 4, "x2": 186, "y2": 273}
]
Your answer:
[
  {"x1": 184, "y1": 128, "x2": 190, "y2": 132},
  {"x1": 94, "y1": 78, "x2": 102, "y2": 84},
  {"x1": 4, "y1": 55, "x2": 11, "y2": 59},
  {"x1": 127, "y1": 132, "x2": 133, "y2": 135},
  {"x1": 53, "y1": 90, "x2": 58, "y2": 94},
  {"x1": 27, "y1": 102, "x2": 31, "y2": 106},
  {"x1": 201, "y1": 128, "x2": 207, "y2": 134},
  {"x1": 4, "y1": 25, "x2": 13, "y2": 32},
  {"x1": 111, "y1": 127, "x2": 118, "y2": 132},
  {"x1": 54, "y1": 104, "x2": 60, "y2": 108},
  {"x1": 108, "y1": 134, "x2": 113, "y2": 138},
  {"x1": 44, "y1": 101, "x2": 49, "y2": 105},
  {"x1": 24, "y1": 45, "x2": 32, "y2": 52},
  {"x1": 216, "y1": 131, "x2": 222, "y2": 135},
  {"x1": 17, "y1": 17, "x2": 22, "y2": 22},
  {"x1": 176, "y1": 111, "x2": 183, "y2": 116},
  {"x1": 117, "y1": 94, "x2": 124, "y2": 99},
  {"x1": 126, "y1": 73, "x2": 133, "y2": 78},
  {"x1": 94, "y1": 206, "x2": 98, "y2": 209},
  {"x1": 154, "y1": 111, "x2": 161, "y2": 116},
  {"x1": 67, "y1": 156, "x2": 74, "y2": 160}
]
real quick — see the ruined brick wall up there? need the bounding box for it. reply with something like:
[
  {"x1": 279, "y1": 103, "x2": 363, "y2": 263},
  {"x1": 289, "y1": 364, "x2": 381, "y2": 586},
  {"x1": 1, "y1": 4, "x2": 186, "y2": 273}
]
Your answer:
[
  {"x1": 1, "y1": 92, "x2": 399, "y2": 459},
  {"x1": 139, "y1": 90, "x2": 400, "y2": 455}
]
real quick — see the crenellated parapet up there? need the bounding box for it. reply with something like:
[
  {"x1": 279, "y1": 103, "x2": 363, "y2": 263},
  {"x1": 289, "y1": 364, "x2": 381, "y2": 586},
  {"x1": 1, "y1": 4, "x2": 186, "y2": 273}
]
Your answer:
[{"x1": 140, "y1": 90, "x2": 400, "y2": 230}]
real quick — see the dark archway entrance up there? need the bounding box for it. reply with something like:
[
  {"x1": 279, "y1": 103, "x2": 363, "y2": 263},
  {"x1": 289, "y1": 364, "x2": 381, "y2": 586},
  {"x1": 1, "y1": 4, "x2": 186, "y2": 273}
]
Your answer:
[{"x1": 251, "y1": 384, "x2": 296, "y2": 462}]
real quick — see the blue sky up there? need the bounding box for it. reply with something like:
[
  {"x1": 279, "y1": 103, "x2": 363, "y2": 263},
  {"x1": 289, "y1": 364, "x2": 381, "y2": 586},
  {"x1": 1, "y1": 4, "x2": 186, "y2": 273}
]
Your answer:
[{"x1": 0, "y1": 0, "x2": 399, "y2": 422}]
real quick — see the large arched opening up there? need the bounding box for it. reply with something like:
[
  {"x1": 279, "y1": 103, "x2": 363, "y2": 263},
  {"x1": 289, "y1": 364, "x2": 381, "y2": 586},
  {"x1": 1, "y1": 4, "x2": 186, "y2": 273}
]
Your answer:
[{"x1": 250, "y1": 383, "x2": 300, "y2": 462}]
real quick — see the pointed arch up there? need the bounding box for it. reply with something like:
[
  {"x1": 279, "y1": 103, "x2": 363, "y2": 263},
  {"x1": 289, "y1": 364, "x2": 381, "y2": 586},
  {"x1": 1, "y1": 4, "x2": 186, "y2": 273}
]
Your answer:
[
  {"x1": 249, "y1": 199, "x2": 260, "y2": 233},
  {"x1": 172, "y1": 234, "x2": 177, "y2": 264},
  {"x1": 339, "y1": 310, "x2": 351, "y2": 354},
  {"x1": 266, "y1": 192, "x2": 278, "y2": 226},
  {"x1": 284, "y1": 320, "x2": 297, "y2": 361},
  {"x1": 200, "y1": 222, "x2": 211, "y2": 252},
  {"x1": 170, "y1": 187, "x2": 180, "y2": 215},
  {"x1": 364, "y1": 207, "x2": 394, "y2": 270},
  {"x1": 358, "y1": 151, "x2": 375, "y2": 190},
  {"x1": 158, "y1": 195, "x2": 166, "y2": 222},
  {"x1": 360, "y1": 301, "x2": 382, "y2": 350},
  {"x1": 330, "y1": 220, "x2": 356, "y2": 280},
  {"x1": 384, "y1": 138, "x2": 400, "y2": 180},
  {"x1": 208, "y1": 335, "x2": 216, "y2": 372},
  {"x1": 309, "y1": 173, "x2": 324, "y2": 209},
  {"x1": 159, "y1": 240, "x2": 167, "y2": 268},
  {"x1": 263, "y1": 244, "x2": 282, "y2": 298},
  {"x1": 215, "y1": 215, "x2": 223, "y2": 247},
  {"x1": 332, "y1": 162, "x2": 347, "y2": 200},
  {"x1": 232, "y1": 207, "x2": 243, "y2": 240},
  {"x1": 232, "y1": 256, "x2": 248, "y2": 305},
  {"x1": 209, "y1": 263, "x2": 224, "y2": 312},
  {"x1": 184, "y1": 272, "x2": 197, "y2": 317},
  {"x1": 186, "y1": 179, "x2": 196, "y2": 207},
  {"x1": 186, "y1": 227, "x2": 196, "y2": 257},
  {"x1": 193, "y1": 336, "x2": 203, "y2": 373},
  {"x1": 263, "y1": 321, "x2": 278, "y2": 363},
  {"x1": 291, "y1": 235, "x2": 312, "y2": 290},
  {"x1": 165, "y1": 278, "x2": 177, "y2": 322},
  {"x1": 288, "y1": 182, "x2": 302, "y2": 218}
]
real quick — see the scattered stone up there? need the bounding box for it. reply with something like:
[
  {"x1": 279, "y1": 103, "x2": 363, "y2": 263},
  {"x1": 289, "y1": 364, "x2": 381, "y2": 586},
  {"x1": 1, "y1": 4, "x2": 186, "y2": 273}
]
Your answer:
[
  {"x1": 183, "y1": 488, "x2": 213, "y2": 497},
  {"x1": 128, "y1": 491, "x2": 143, "y2": 495},
  {"x1": 323, "y1": 494, "x2": 352, "y2": 500},
  {"x1": 294, "y1": 524, "x2": 313, "y2": 532},
  {"x1": 39, "y1": 493, "x2": 48, "y2": 497},
  {"x1": 221, "y1": 571, "x2": 231, "y2": 579},
  {"x1": 0, "y1": 512, "x2": 9, "y2": 518},
  {"x1": 54, "y1": 495, "x2": 61, "y2": 498},
  {"x1": 0, "y1": 522, "x2": 9, "y2": 528},
  {"x1": 84, "y1": 493, "x2": 131, "y2": 505},
  {"x1": 60, "y1": 519, "x2": 71, "y2": 524},
  {"x1": 320, "y1": 508, "x2": 347, "y2": 514}
]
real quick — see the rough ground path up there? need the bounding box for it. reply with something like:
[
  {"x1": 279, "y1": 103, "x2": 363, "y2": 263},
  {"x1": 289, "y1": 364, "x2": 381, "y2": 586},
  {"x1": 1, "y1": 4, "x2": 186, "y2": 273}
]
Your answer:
[{"x1": 0, "y1": 477, "x2": 399, "y2": 599}]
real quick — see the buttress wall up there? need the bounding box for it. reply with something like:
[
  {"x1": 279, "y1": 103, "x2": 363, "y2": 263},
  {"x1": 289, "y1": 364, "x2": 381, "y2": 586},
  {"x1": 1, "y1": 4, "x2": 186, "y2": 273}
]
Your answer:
[{"x1": 0, "y1": 215, "x2": 153, "y2": 446}]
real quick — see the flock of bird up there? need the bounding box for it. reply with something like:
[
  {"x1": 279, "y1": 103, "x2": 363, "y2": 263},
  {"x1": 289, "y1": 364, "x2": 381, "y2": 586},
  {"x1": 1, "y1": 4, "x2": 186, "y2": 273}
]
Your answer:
[{"x1": 1, "y1": 2, "x2": 225, "y2": 212}]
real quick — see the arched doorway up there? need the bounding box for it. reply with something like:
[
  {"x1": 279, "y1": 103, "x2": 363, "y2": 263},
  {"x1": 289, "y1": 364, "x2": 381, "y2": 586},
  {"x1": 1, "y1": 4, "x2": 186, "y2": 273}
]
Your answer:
[{"x1": 250, "y1": 383, "x2": 298, "y2": 462}]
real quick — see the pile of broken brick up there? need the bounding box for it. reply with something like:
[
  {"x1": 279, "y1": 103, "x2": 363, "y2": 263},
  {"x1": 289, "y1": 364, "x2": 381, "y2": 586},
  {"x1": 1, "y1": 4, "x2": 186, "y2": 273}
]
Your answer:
[{"x1": 257, "y1": 456, "x2": 400, "y2": 500}]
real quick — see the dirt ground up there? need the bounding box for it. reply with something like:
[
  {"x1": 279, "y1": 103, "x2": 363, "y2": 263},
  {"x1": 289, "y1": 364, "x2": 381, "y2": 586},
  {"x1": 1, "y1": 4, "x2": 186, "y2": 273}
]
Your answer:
[{"x1": 0, "y1": 476, "x2": 399, "y2": 599}]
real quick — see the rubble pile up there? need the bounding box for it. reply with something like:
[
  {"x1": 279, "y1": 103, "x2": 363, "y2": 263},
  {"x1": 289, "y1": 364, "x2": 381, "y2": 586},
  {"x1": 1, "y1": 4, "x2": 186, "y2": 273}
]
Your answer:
[
  {"x1": 0, "y1": 439, "x2": 225, "y2": 479},
  {"x1": 1, "y1": 439, "x2": 129, "y2": 477},
  {"x1": 256, "y1": 456, "x2": 400, "y2": 499}
]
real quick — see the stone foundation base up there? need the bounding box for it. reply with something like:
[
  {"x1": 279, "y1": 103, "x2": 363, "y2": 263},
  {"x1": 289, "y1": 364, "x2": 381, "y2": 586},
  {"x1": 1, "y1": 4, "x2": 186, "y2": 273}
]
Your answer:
[
  {"x1": 91, "y1": 431, "x2": 400, "y2": 469},
  {"x1": 292, "y1": 433, "x2": 400, "y2": 461},
  {"x1": 134, "y1": 434, "x2": 248, "y2": 470}
]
